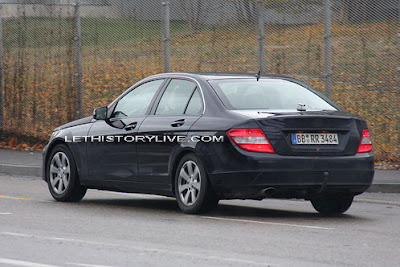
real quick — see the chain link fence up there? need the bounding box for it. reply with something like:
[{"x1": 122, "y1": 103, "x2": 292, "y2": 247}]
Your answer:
[{"x1": 0, "y1": 0, "x2": 398, "y2": 162}]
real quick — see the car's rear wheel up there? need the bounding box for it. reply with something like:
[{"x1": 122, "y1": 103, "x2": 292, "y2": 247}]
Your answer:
[
  {"x1": 311, "y1": 194, "x2": 354, "y2": 215},
  {"x1": 174, "y1": 154, "x2": 219, "y2": 214},
  {"x1": 47, "y1": 144, "x2": 87, "y2": 202}
]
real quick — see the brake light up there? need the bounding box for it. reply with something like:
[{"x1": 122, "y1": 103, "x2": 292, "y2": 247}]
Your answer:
[
  {"x1": 227, "y1": 128, "x2": 275, "y2": 153},
  {"x1": 357, "y1": 129, "x2": 372, "y2": 153}
]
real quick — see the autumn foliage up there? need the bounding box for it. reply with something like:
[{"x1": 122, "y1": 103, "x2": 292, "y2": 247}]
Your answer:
[{"x1": 0, "y1": 18, "x2": 398, "y2": 162}]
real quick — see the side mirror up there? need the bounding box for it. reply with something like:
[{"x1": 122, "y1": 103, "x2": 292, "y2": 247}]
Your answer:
[{"x1": 93, "y1": 106, "x2": 108, "y2": 120}]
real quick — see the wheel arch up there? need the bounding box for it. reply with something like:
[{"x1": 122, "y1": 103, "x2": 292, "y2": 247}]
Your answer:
[{"x1": 44, "y1": 139, "x2": 78, "y2": 183}]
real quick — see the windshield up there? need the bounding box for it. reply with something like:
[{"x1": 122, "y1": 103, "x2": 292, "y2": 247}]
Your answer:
[{"x1": 210, "y1": 79, "x2": 337, "y2": 111}]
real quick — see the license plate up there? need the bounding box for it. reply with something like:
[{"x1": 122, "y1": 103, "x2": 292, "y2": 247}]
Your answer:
[{"x1": 291, "y1": 133, "x2": 338, "y2": 145}]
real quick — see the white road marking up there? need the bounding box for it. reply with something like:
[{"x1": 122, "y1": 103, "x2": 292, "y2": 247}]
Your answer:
[
  {"x1": 67, "y1": 263, "x2": 119, "y2": 267},
  {"x1": 1, "y1": 232, "x2": 275, "y2": 266},
  {"x1": 355, "y1": 198, "x2": 400, "y2": 206},
  {"x1": 0, "y1": 258, "x2": 59, "y2": 267},
  {"x1": 201, "y1": 216, "x2": 333, "y2": 230},
  {"x1": 0, "y1": 164, "x2": 37, "y2": 167},
  {"x1": 0, "y1": 212, "x2": 12, "y2": 215}
]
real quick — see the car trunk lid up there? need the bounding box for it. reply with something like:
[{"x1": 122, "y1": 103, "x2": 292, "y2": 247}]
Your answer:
[{"x1": 232, "y1": 110, "x2": 367, "y2": 156}]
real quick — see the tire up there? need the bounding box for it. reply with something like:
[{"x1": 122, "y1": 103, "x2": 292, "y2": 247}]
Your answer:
[
  {"x1": 46, "y1": 144, "x2": 87, "y2": 202},
  {"x1": 174, "y1": 154, "x2": 219, "y2": 214},
  {"x1": 311, "y1": 194, "x2": 354, "y2": 215}
]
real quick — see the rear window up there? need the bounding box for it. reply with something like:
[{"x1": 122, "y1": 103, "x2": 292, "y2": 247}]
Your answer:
[{"x1": 209, "y1": 79, "x2": 337, "y2": 111}]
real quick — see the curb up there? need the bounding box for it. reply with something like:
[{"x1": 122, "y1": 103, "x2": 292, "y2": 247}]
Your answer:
[
  {"x1": 0, "y1": 164, "x2": 399, "y2": 193},
  {"x1": 0, "y1": 164, "x2": 42, "y2": 178}
]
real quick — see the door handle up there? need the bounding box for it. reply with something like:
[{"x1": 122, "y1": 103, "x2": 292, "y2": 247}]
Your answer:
[
  {"x1": 171, "y1": 119, "x2": 185, "y2": 127},
  {"x1": 125, "y1": 122, "x2": 137, "y2": 131}
]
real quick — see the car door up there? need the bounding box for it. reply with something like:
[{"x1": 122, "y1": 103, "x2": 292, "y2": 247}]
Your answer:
[
  {"x1": 86, "y1": 79, "x2": 166, "y2": 185},
  {"x1": 137, "y1": 78, "x2": 204, "y2": 185}
]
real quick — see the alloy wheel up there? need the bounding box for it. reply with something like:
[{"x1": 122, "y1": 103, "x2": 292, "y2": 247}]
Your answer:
[
  {"x1": 178, "y1": 160, "x2": 201, "y2": 206},
  {"x1": 49, "y1": 152, "x2": 71, "y2": 194}
]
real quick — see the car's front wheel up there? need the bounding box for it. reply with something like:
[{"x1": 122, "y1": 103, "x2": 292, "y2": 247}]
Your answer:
[
  {"x1": 47, "y1": 144, "x2": 87, "y2": 202},
  {"x1": 174, "y1": 154, "x2": 219, "y2": 214},
  {"x1": 311, "y1": 194, "x2": 354, "y2": 215}
]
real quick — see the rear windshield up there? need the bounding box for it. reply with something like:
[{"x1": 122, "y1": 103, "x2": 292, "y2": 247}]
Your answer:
[{"x1": 209, "y1": 79, "x2": 337, "y2": 111}]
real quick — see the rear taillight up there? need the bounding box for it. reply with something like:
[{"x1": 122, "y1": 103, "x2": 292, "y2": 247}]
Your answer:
[
  {"x1": 357, "y1": 129, "x2": 372, "y2": 153},
  {"x1": 227, "y1": 128, "x2": 275, "y2": 153}
]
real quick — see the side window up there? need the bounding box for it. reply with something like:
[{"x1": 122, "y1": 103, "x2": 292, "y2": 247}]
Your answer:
[
  {"x1": 112, "y1": 79, "x2": 164, "y2": 118},
  {"x1": 185, "y1": 89, "x2": 203, "y2": 115},
  {"x1": 155, "y1": 79, "x2": 197, "y2": 115}
]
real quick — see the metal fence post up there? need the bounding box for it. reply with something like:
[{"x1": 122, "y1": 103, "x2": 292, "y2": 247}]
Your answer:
[
  {"x1": 257, "y1": 0, "x2": 265, "y2": 74},
  {"x1": 397, "y1": 0, "x2": 400, "y2": 154},
  {"x1": 324, "y1": 0, "x2": 332, "y2": 98},
  {"x1": 74, "y1": 1, "x2": 83, "y2": 119},
  {"x1": 162, "y1": 1, "x2": 171, "y2": 73},
  {"x1": 0, "y1": 6, "x2": 4, "y2": 127}
]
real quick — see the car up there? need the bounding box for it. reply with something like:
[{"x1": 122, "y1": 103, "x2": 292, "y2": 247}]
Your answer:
[{"x1": 43, "y1": 73, "x2": 374, "y2": 214}]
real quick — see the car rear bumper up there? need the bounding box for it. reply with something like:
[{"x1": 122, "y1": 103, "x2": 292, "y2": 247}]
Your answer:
[{"x1": 206, "y1": 152, "x2": 374, "y2": 199}]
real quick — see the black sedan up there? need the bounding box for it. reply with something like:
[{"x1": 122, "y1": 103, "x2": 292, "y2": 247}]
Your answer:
[{"x1": 43, "y1": 73, "x2": 374, "y2": 214}]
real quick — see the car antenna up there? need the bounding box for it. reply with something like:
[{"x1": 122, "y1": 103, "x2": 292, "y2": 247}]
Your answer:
[{"x1": 255, "y1": 71, "x2": 261, "y2": 81}]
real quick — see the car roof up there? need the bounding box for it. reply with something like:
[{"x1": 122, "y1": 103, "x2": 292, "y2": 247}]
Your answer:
[
  {"x1": 148, "y1": 72, "x2": 297, "y2": 82},
  {"x1": 192, "y1": 73, "x2": 293, "y2": 81}
]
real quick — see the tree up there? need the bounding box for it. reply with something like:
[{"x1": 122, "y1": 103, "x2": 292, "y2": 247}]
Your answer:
[
  {"x1": 178, "y1": 0, "x2": 213, "y2": 31},
  {"x1": 232, "y1": 0, "x2": 256, "y2": 23},
  {"x1": 230, "y1": 0, "x2": 391, "y2": 24},
  {"x1": 336, "y1": 0, "x2": 389, "y2": 24},
  {"x1": 231, "y1": 0, "x2": 318, "y2": 24}
]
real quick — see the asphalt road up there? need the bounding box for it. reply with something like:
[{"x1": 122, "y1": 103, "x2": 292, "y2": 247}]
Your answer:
[{"x1": 1, "y1": 175, "x2": 400, "y2": 267}]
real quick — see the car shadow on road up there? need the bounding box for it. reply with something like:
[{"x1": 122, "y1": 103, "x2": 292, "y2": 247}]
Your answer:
[
  {"x1": 79, "y1": 196, "x2": 181, "y2": 213},
  {"x1": 76, "y1": 196, "x2": 371, "y2": 223},
  {"x1": 210, "y1": 203, "x2": 368, "y2": 222}
]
